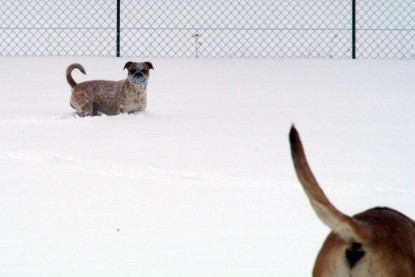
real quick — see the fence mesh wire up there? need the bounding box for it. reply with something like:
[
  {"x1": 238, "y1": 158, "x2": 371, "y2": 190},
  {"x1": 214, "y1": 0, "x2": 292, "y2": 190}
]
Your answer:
[
  {"x1": 0, "y1": 0, "x2": 116, "y2": 56},
  {"x1": 1, "y1": 0, "x2": 414, "y2": 59},
  {"x1": 357, "y1": 0, "x2": 415, "y2": 59}
]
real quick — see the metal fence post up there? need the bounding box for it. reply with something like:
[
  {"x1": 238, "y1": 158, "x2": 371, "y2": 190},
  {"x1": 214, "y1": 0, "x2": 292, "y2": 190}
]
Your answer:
[
  {"x1": 116, "y1": 0, "x2": 121, "y2": 57},
  {"x1": 352, "y1": 0, "x2": 356, "y2": 59}
]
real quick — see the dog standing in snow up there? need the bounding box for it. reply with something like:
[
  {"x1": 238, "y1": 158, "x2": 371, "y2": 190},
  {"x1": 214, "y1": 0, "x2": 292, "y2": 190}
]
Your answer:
[
  {"x1": 289, "y1": 126, "x2": 415, "y2": 276},
  {"x1": 66, "y1": 61, "x2": 153, "y2": 117}
]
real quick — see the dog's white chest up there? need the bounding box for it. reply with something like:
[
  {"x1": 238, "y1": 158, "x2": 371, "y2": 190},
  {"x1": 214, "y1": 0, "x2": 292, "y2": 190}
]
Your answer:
[
  {"x1": 120, "y1": 91, "x2": 146, "y2": 113},
  {"x1": 121, "y1": 102, "x2": 142, "y2": 113}
]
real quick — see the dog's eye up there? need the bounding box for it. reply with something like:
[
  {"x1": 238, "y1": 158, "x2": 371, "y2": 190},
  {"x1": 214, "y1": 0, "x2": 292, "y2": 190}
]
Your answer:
[{"x1": 142, "y1": 69, "x2": 148, "y2": 74}]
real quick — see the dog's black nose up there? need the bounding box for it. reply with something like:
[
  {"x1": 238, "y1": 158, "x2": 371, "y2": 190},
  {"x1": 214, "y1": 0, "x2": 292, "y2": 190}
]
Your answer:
[{"x1": 133, "y1": 71, "x2": 144, "y2": 78}]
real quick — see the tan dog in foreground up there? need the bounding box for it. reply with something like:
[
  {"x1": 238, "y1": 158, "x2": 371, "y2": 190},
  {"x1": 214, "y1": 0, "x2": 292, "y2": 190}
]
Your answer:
[
  {"x1": 289, "y1": 126, "x2": 415, "y2": 276},
  {"x1": 66, "y1": 61, "x2": 153, "y2": 117}
]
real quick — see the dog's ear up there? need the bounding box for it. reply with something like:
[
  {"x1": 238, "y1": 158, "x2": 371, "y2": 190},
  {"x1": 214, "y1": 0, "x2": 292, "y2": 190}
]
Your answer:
[
  {"x1": 144, "y1": 62, "x2": 154, "y2": 70},
  {"x1": 123, "y1": 61, "x2": 133, "y2": 70}
]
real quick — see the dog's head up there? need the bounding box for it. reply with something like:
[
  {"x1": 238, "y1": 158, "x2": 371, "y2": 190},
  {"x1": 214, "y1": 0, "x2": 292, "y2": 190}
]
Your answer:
[{"x1": 123, "y1": 61, "x2": 154, "y2": 86}]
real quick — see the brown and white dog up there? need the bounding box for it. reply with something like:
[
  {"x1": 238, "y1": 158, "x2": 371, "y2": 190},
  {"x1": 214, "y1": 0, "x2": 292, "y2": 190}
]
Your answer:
[
  {"x1": 66, "y1": 61, "x2": 153, "y2": 117},
  {"x1": 289, "y1": 126, "x2": 415, "y2": 276}
]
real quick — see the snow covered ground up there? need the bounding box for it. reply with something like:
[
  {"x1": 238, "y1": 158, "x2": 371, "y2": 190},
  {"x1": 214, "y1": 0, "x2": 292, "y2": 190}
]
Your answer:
[{"x1": 0, "y1": 57, "x2": 414, "y2": 276}]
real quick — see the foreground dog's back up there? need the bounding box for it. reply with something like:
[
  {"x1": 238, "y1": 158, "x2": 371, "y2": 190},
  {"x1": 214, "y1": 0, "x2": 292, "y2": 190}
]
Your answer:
[{"x1": 289, "y1": 126, "x2": 415, "y2": 276}]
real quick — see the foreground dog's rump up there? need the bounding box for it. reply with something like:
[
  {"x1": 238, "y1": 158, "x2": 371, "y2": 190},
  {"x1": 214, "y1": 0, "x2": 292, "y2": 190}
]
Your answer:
[
  {"x1": 289, "y1": 126, "x2": 415, "y2": 277},
  {"x1": 66, "y1": 61, "x2": 153, "y2": 117}
]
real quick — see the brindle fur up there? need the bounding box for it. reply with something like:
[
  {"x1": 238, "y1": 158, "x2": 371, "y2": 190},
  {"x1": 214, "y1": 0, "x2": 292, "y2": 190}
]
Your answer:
[{"x1": 66, "y1": 61, "x2": 153, "y2": 117}]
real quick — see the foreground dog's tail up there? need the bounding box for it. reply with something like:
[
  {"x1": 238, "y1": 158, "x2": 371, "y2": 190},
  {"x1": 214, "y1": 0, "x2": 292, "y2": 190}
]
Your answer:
[
  {"x1": 289, "y1": 126, "x2": 373, "y2": 243},
  {"x1": 66, "y1": 63, "x2": 86, "y2": 88}
]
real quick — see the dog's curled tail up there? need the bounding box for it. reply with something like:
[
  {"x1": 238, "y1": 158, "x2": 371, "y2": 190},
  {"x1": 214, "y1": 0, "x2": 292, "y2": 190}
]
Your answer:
[
  {"x1": 289, "y1": 126, "x2": 373, "y2": 244},
  {"x1": 66, "y1": 63, "x2": 86, "y2": 88}
]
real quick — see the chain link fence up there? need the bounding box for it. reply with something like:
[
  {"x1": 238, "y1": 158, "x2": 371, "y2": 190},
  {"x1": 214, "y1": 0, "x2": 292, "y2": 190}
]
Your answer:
[
  {"x1": 357, "y1": 0, "x2": 414, "y2": 59},
  {"x1": 1, "y1": 0, "x2": 414, "y2": 59},
  {"x1": 1, "y1": 1, "x2": 116, "y2": 56}
]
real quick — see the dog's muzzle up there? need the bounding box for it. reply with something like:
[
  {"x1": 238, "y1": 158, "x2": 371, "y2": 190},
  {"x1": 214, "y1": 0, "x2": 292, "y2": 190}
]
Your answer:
[{"x1": 131, "y1": 71, "x2": 147, "y2": 85}]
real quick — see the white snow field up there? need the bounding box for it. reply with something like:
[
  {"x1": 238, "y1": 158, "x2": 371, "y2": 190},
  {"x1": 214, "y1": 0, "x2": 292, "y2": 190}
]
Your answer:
[{"x1": 0, "y1": 57, "x2": 414, "y2": 276}]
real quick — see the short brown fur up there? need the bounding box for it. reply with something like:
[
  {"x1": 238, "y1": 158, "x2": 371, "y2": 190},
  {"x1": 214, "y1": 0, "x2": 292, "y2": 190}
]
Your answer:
[
  {"x1": 66, "y1": 61, "x2": 153, "y2": 117},
  {"x1": 289, "y1": 126, "x2": 415, "y2": 277}
]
